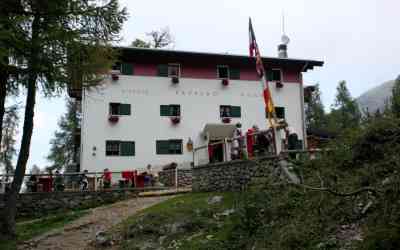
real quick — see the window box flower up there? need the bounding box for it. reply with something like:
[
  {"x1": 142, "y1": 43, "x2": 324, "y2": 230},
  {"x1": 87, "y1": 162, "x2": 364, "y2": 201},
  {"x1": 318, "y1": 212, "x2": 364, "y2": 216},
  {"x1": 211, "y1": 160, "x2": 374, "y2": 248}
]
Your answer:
[
  {"x1": 170, "y1": 116, "x2": 181, "y2": 124},
  {"x1": 222, "y1": 117, "x2": 231, "y2": 123},
  {"x1": 221, "y1": 78, "x2": 229, "y2": 86},
  {"x1": 276, "y1": 81, "x2": 283, "y2": 88},
  {"x1": 171, "y1": 76, "x2": 179, "y2": 84},
  {"x1": 108, "y1": 115, "x2": 119, "y2": 123},
  {"x1": 111, "y1": 73, "x2": 119, "y2": 81}
]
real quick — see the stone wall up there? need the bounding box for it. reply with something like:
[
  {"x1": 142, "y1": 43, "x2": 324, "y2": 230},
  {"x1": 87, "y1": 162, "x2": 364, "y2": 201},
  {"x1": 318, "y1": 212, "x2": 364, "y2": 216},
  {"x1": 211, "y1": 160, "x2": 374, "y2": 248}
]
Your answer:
[
  {"x1": 0, "y1": 190, "x2": 138, "y2": 219},
  {"x1": 158, "y1": 168, "x2": 192, "y2": 187},
  {"x1": 192, "y1": 156, "x2": 279, "y2": 192}
]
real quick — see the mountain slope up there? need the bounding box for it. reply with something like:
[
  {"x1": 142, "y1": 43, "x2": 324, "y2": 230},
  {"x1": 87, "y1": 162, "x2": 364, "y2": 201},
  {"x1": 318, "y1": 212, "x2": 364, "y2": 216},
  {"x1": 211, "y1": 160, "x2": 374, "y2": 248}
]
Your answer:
[{"x1": 356, "y1": 80, "x2": 395, "y2": 114}]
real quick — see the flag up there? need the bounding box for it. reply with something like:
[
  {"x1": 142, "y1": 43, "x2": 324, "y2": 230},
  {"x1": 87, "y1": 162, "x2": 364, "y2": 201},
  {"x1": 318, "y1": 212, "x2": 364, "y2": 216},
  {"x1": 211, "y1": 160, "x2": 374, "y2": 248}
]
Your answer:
[
  {"x1": 248, "y1": 18, "x2": 275, "y2": 118},
  {"x1": 248, "y1": 18, "x2": 257, "y2": 57}
]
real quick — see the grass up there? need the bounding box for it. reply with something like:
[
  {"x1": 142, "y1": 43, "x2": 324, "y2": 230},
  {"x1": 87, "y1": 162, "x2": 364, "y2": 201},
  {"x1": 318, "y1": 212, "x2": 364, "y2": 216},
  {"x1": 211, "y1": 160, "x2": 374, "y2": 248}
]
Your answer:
[
  {"x1": 0, "y1": 209, "x2": 88, "y2": 250},
  {"x1": 114, "y1": 192, "x2": 239, "y2": 250}
]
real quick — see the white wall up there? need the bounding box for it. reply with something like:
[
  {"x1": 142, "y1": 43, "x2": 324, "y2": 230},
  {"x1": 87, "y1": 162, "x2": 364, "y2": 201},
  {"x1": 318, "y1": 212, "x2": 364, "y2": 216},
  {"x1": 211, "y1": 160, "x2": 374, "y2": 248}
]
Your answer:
[{"x1": 81, "y1": 75, "x2": 304, "y2": 172}]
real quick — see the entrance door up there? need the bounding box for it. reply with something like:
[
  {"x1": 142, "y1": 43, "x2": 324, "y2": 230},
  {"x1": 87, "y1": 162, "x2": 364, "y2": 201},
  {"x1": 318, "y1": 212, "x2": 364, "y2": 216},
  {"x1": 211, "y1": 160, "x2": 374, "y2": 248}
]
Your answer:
[{"x1": 208, "y1": 140, "x2": 224, "y2": 163}]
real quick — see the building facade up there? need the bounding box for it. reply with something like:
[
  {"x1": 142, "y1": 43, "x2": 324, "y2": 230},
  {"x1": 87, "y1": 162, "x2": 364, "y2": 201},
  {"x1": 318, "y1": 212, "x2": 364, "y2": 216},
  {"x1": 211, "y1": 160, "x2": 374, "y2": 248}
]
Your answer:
[{"x1": 76, "y1": 47, "x2": 323, "y2": 172}]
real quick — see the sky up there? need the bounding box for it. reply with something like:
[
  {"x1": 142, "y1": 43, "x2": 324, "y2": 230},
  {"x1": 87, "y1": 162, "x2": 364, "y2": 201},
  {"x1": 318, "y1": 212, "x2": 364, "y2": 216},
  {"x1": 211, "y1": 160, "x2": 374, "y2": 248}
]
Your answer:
[{"x1": 11, "y1": 0, "x2": 400, "y2": 170}]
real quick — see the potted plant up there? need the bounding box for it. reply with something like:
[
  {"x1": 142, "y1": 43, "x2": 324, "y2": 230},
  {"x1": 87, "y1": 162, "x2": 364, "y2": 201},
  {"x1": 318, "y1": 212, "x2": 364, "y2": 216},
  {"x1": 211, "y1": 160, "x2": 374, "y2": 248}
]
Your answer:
[
  {"x1": 222, "y1": 117, "x2": 231, "y2": 123},
  {"x1": 275, "y1": 81, "x2": 283, "y2": 88},
  {"x1": 111, "y1": 73, "x2": 119, "y2": 81},
  {"x1": 170, "y1": 116, "x2": 180, "y2": 124},
  {"x1": 221, "y1": 78, "x2": 229, "y2": 86},
  {"x1": 171, "y1": 76, "x2": 179, "y2": 84},
  {"x1": 108, "y1": 115, "x2": 119, "y2": 123}
]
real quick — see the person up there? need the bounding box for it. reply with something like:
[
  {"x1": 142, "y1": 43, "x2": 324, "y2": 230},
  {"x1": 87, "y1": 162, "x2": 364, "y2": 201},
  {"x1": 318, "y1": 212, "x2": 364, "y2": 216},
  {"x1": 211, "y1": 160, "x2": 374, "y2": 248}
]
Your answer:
[
  {"x1": 231, "y1": 123, "x2": 242, "y2": 160},
  {"x1": 27, "y1": 174, "x2": 38, "y2": 192},
  {"x1": 102, "y1": 168, "x2": 112, "y2": 189},
  {"x1": 147, "y1": 164, "x2": 155, "y2": 187},
  {"x1": 53, "y1": 170, "x2": 65, "y2": 192},
  {"x1": 80, "y1": 170, "x2": 89, "y2": 191}
]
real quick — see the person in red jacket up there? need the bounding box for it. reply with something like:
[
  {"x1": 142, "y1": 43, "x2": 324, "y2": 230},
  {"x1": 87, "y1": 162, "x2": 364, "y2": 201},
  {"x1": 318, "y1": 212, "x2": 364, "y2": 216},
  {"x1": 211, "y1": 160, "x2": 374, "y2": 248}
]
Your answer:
[{"x1": 102, "y1": 168, "x2": 112, "y2": 189}]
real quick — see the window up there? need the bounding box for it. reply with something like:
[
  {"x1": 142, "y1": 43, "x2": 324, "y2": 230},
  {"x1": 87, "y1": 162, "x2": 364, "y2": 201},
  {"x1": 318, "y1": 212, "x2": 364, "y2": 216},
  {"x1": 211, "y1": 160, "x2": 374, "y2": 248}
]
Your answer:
[
  {"x1": 121, "y1": 63, "x2": 134, "y2": 75},
  {"x1": 109, "y1": 103, "x2": 131, "y2": 116},
  {"x1": 217, "y1": 65, "x2": 229, "y2": 79},
  {"x1": 267, "y1": 69, "x2": 282, "y2": 81},
  {"x1": 156, "y1": 140, "x2": 183, "y2": 155},
  {"x1": 220, "y1": 105, "x2": 241, "y2": 118},
  {"x1": 157, "y1": 64, "x2": 180, "y2": 77},
  {"x1": 275, "y1": 107, "x2": 285, "y2": 119},
  {"x1": 106, "y1": 141, "x2": 135, "y2": 156},
  {"x1": 160, "y1": 104, "x2": 181, "y2": 116},
  {"x1": 229, "y1": 68, "x2": 240, "y2": 80}
]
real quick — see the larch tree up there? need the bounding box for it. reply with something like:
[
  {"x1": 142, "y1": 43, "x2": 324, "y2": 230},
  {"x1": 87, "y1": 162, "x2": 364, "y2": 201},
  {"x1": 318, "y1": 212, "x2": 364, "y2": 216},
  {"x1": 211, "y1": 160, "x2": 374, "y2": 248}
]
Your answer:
[
  {"x1": 131, "y1": 27, "x2": 174, "y2": 48},
  {"x1": 391, "y1": 75, "x2": 400, "y2": 118},
  {"x1": 47, "y1": 98, "x2": 80, "y2": 171},
  {"x1": 328, "y1": 80, "x2": 361, "y2": 131},
  {"x1": 305, "y1": 84, "x2": 327, "y2": 131},
  {"x1": 0, "y1": 0, "x2": 127, "y2": 239},
  {"x1": 0, "y1": 105, "x2": 19, "y2": 177}
]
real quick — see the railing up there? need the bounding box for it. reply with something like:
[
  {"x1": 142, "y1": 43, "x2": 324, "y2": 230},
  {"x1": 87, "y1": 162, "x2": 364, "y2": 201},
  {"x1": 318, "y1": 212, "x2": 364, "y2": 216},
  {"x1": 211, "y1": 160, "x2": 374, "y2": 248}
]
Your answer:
[{"x1": 0, "y1": 169, "x2": 162, "y2": 194}]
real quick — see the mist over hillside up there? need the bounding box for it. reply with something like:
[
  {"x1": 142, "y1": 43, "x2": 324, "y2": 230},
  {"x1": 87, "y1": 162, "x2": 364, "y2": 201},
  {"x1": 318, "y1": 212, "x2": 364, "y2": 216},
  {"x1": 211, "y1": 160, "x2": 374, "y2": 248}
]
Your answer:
[{"x1": 356, "y1": 79, "x2": 395, "y2": 114}]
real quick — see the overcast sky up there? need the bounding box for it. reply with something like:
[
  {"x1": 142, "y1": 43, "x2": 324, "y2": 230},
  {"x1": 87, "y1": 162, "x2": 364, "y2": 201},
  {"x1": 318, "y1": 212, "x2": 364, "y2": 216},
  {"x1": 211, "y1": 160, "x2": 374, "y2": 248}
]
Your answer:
[{"x1": 16, "y1": 0, "x2": 400, "y2": 170}]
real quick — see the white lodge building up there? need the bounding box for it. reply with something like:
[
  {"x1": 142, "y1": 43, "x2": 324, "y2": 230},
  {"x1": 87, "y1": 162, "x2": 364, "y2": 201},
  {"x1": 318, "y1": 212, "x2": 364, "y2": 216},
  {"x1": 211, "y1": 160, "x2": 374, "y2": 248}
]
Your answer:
[{"x1": 70, "y1": 47, "x2": 323, "y2": 172}]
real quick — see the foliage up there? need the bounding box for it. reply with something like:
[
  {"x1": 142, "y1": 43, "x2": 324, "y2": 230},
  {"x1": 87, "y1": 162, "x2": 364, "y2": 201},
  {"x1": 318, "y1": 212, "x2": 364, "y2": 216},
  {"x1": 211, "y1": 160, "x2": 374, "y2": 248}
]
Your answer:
[
  {"x1": 131, "y1": 27, "x2": 174, "y2": 49},
  {"x1": 0, "y1": 104, "x2": 19, "y2": 175},
  {"x1": 305, "y1": 84, "x2": 327, "y2": 130},
  {"x1": 47, "y1": 98, "x2": 80, "y2": 170},
  {"x1": 391, "y1": 75, "x2": 400, "y2": 118},
  {"x1": 328, "y1": 80, "x2": 361, "y2": 133}
]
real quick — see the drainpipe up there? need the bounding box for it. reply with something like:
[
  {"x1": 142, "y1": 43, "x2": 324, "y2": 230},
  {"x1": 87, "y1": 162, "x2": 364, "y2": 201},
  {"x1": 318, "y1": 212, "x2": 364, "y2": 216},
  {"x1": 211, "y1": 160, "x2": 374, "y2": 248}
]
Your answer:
[{"x1": 300, "y1": 63, "x2": 309, "y2": 149}]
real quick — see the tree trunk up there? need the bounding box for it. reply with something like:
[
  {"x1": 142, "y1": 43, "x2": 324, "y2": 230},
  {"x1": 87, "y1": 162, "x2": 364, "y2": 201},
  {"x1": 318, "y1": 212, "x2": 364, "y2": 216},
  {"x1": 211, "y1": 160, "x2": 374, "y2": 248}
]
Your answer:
[
  {"x1": 0, "y1": 67, "x2": 7, "y2": 149},
  {"x1": 0, "y1": 75, "x2": 36, "y2": 240},
  {"x1": 0, "y1": 15, "x2": 39, "y2": 240}
]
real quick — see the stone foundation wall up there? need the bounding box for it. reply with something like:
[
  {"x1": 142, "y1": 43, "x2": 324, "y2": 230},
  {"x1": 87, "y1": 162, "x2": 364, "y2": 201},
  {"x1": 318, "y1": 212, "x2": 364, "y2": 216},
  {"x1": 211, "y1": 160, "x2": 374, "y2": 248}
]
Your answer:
[
  {"x1": 158, "y1": 168, "x2": 192, "y2": 187},
  {"x1": 0, "y1": 190, "x2": 138, "y2": 218},
  {"x1": 192, "y1": 156, "x2": 279, "y2": 192}
]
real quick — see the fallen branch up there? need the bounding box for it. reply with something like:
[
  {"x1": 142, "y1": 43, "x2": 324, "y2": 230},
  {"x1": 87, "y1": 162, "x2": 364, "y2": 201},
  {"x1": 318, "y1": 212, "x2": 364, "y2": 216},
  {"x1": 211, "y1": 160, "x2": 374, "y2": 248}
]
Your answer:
[{"x1": 288, "y1": 183, "x2": 380, "y2": 197}]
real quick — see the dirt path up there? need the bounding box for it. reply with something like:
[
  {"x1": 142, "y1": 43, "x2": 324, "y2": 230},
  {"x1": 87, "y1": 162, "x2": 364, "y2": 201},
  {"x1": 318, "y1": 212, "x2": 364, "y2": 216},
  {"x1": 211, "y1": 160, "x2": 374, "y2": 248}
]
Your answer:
[{"x1": 19, "y1": 195, "x2": 176, "y2": 250}]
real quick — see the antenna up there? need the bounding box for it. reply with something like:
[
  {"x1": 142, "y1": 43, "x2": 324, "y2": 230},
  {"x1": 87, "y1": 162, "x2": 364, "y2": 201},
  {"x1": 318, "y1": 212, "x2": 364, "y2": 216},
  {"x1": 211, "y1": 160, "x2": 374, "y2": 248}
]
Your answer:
[{"x1": 281, "y1": 10, "x2": 290, "y2": 45}]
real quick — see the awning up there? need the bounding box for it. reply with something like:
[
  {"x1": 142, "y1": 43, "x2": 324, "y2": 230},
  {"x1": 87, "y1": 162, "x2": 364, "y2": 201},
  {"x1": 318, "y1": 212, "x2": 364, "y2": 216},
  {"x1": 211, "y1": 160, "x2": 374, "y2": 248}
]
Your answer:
[{"x1": 203, "y1": 123, "x2": 236, "y2": 140}]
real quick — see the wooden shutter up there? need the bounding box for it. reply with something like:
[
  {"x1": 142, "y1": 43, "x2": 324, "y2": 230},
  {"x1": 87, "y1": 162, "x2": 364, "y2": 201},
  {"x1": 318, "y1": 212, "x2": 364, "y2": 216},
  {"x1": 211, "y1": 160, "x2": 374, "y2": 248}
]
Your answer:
[
  {"x1": 120, "y1": 141, "x2": 135, "y2": 156},
  {"x1": 121, "y1": 63, "x2": 133, "y2": 75},
  {"x1": 119, "y1": 104, "x2": 131, "y2": 115},
  {"x1": 169, "y1": 140, "x2": 182, "y2": 154},
  {"x1": 229, "y1": 68, "x2": 240, "y2": 80},
  {"x1": 231, "y1": 106, "x2": 241, "y2": 118},
  {"x1": 266, "y1": 70, "x2": 274, "y2": 81},
  {"x1": 156, "y1": 140, "x2": 170, "y2": 154},
  {"x1": 157, "y1": 64, "x2": 169, "y2": 77},
  {"x1": 160, "y1": 105, "x2": 171, "y2": 116},
  {"x1": 170, "y1": 105, "x2": 180, "y2": 116}
]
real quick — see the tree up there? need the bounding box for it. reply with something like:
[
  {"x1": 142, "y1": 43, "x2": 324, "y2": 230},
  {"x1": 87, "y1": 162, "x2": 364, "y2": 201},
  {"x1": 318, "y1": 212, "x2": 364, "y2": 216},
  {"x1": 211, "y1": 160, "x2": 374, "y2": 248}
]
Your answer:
[
  {"x1": 47, "y1": 98, "x2": 80, "y2": 171},
  {"x1": 0, "y1": 105, "x2": 19, "y2": 177},
  {"x1": 305, "y1": 84, "x2": 327, "y2": 130},
  {"x1": 0, "y1": 0, "x2": 127, "y2": 239},
  {"x1": 131, "y1": 27, "x2": 174, "y2": 48},
  {"x1": 328, "y1": 80, "x2": 361, "y2": 131},
  {"x1": 391, "y1": 75, "x2": 400, "y2": 118}
]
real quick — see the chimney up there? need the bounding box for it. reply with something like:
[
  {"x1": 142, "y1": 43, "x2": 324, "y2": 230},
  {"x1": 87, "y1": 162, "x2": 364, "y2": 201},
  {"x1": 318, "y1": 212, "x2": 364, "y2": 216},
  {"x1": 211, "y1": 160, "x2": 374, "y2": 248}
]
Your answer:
[{"x1": 278, "y1": 44, "x2": 288, "y2": 58}]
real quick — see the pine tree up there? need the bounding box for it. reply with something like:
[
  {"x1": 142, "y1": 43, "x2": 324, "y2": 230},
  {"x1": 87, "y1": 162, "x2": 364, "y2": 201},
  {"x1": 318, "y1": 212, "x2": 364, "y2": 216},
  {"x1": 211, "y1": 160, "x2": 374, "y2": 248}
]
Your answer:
[
  {"x1": 0, "y1": 105, "x2": 19, "y2": 176},
  {"x1": 391, "y1": 75, "x2": 400, "y2": 118},
  {"x1": 329, "y1": 80, "x2": 361, "y2": 131},
  {"x1": 47, "y1": 98, "x2": 80, "y2": 171},
  {"x1": 305, "y1": 84, "x2": 327, "y2": 130}
]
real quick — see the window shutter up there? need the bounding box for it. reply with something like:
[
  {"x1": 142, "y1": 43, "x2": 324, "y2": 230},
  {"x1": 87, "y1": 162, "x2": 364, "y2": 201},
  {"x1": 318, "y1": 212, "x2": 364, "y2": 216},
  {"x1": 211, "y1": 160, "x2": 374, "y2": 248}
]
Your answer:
[
  {"x1": 170, "y1": 105, "x2": 180, "y2": 116},
  {"x1": 229, "y1": 68, "x2": 240, "y2": 80},
  {"x1": 169, "y1": 140, "x2": 182, "y2": 154},
  {"x1": 119, "y1": 104, "x2": 131, "y2": 115},
  {"x1": 121, "y1": 63, "x2": 133, "y2": 75},
  {"x1": 231, "y1": 106, "x2": 241, "y2": 118},
  {"x1": 157, "y1": 64, "x2": 169, "y2": 77},
  {"x1": 160, "y1": 105, "x2": 171, "y2": 116},
  {"x1": 156, "y1": 140, "x2": 170, "y2": 154},
  {"x1": 121, "y1": 141, "x2": 135, "y2": 156},
  {"x1": 266, "y1": 70, "x2": 274, "y2": 81}
]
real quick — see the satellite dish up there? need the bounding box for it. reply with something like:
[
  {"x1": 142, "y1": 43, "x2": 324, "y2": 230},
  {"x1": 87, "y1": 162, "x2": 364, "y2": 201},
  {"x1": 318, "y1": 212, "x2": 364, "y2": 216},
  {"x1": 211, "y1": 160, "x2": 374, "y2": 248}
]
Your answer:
[{"x1": 281, "y1": 34, "x2": 290, "y2": 45}]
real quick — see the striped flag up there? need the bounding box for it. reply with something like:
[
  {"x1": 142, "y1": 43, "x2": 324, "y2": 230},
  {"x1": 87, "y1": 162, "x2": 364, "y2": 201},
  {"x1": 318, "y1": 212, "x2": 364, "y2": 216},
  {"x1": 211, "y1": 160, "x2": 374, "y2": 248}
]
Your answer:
[{"x1": 248, "y1": 18, "x2": 275, "y2": 117}]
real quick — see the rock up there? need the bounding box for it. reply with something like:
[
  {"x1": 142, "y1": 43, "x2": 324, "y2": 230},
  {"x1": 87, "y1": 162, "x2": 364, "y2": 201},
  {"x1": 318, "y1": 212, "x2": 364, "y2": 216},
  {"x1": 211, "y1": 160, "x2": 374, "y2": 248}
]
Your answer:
[
  {"x1": 95, "y1": 231, "x2": 113, "y2": 247},
  {"x1": 220, "y1": 208, "x2": 235, "y2": 216},
  {"x1": 207, "y1": 195, "x2": 223, "y2": 205},
  {"x1": 158, "y1": 235, "x2": 167, "y2": 244}
]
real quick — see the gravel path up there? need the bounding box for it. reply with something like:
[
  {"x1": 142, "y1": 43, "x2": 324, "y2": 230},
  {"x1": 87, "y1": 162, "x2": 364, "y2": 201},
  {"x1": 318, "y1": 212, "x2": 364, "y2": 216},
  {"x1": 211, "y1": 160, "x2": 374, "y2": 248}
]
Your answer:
[{"x1": 19, "y1": 196, "x2": 175, "y2": 250}]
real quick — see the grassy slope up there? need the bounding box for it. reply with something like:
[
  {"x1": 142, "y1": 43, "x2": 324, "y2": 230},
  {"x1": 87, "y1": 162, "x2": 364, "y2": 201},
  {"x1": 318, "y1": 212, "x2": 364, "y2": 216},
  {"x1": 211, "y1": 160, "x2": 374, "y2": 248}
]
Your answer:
[{"x1": 0, "y1": 210, "x2": 88, "y2": 250}]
